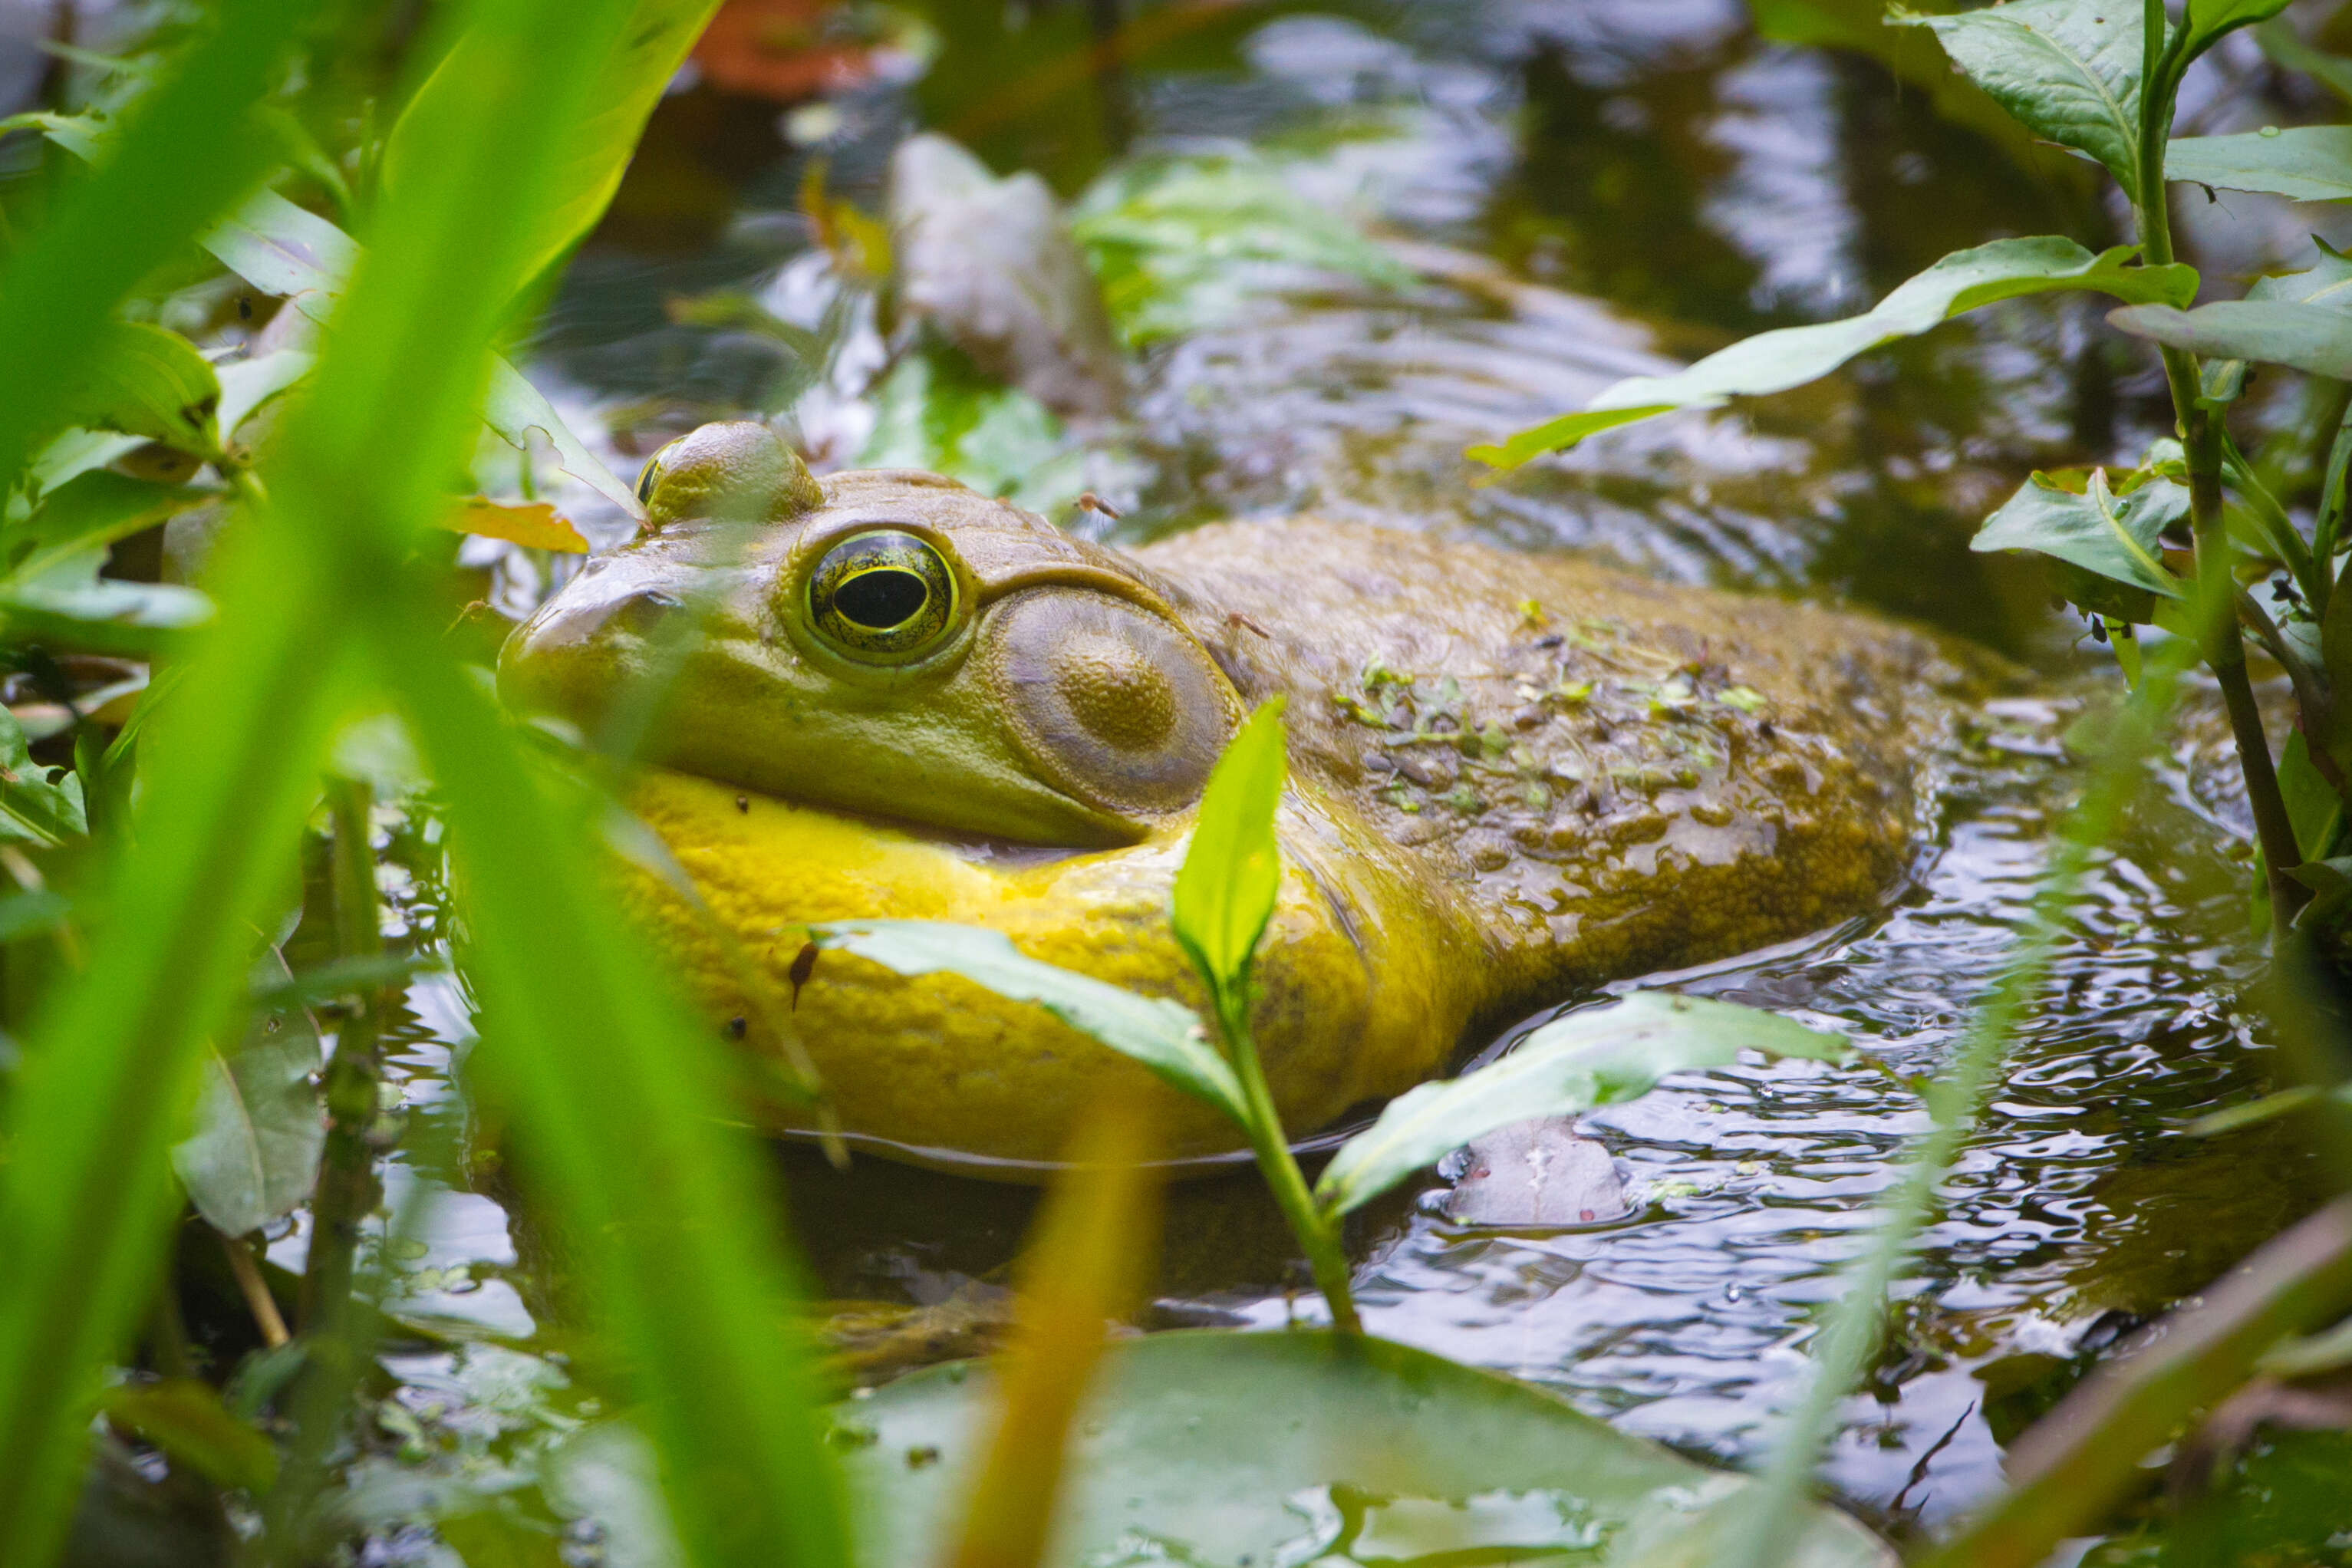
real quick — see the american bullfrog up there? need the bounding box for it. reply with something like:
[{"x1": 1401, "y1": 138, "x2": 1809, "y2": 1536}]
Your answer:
[{"x1": 500, "y1": 423, "x2": 1969, "y2": 1171}]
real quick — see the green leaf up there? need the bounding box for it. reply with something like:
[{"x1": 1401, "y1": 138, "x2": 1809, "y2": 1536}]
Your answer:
[
  {"x1": 2278, "y1": 730, "x2": 2343, "y2": 861},
  {"x1": 1313, "y1": 993, "x2": 1850, "y2": 1218},
  {"x1": 0, "y1": 709, "x2": 88, "y2": 848},
  {"x1": 2248, "y1": 238, "x2": 2352, "y2": 307},
  {"x1": 1971, "y1": 468, "x2": 2187, "y2": 601},
  {"x1": 1469, "y1": 239, "x2": 2194, "y2": 466},
  {"x1": 169, "y1": 947, "x2": 325, "y2": 1238},
  {"x1": 2109, "y1": 300, "x2": 2352, "y2": 380},
  {"x1": 0, "y1": 110, "x2": 105, "y2": 160},
  {"x1": 482, "y1": 357, "x2": 644, "y2": 518},
  {"x1": 215, "y1": 349, "x2": 314, "y2": 442},
  {"x1": 2, "y1": 470, "x2": 217, "y2": 585},
  {"x1": 1169, "y1": 697, "x2": 1289, "y2": 996},
  {"x1": 2167, "y1": 127, "x2": 2352, "y2": 201},
  {"x1": 59, "y1": 321, "x2": 221, "y2": 453},
  {"x1": 2181, "y1": 0, "x2": 2298, "y2": 63},
  {"x1": 809, "y1": 920, "x2": 1247, "y2": 1125},
  {"x1": 1895, "y1": 0, "x2": 2145, "y2": 199},
  {"x1": 96, "y1": 1379, "x2": 278, "y2": 1492},
  {"x1": 383, "y1": 0, "x2": 723, "y2": 294},
  {"x1": 838, "y1": 1331, "x2": 1894, "y2": 1568}
]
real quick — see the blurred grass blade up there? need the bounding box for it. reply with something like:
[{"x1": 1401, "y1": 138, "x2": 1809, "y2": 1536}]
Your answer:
[
  {"x1": 1919, "y1": 1196, "x2": 2352, "y2": 1568},
  {"x1": 382, "y1": 628, "x2": 848, "y2": 1568},
  {"x1": 812, "y1": 920, "x2": 1246, "y2": 1123},
  {"x1": 949, "y1": 1094, "x2": 1164, "y2": 1568},
  {"x1": 1314, "y1": 994, "x2": 1849, "y2": 1219},
  {"x1": 382, "y1": 0, "x2": 724, "y2": 292},
  {"x1": 0, "y1": 0, "x2": 305, "y2": 484},
  {"x1": 1169, "y1": 697, "x2": 1286, "y2": 996}
]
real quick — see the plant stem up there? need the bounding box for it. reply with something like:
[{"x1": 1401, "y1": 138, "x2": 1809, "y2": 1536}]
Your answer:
[
  {"x1": 217, "y1": 1228, "x2": 289, "y2": 1349},
  {"x1": 1215, "y1": 985, "x2": 1361, "y2": 1334},
  {"x1": 2133, "y1": 0, "x2": 2305, "y2": 929},
  {"x1": 300, "y1": 776, "x2": 385, "y2": 1330}
]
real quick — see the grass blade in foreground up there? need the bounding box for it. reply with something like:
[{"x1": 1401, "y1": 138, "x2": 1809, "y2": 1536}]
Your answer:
[
  {"x1": 1719, "y1": 644, "x2": 2191, "y2": 1568},
  {"x1": 1467, "y1": 239, "x2": 2196, "y2": 466},
  {"x1": 1314, "y1": 993, "x2": 1849, "y2": 1218}
]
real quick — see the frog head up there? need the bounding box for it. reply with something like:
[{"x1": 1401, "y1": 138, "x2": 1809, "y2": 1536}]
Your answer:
[{"x1": 499, "y1": 423, "x2": 1244, "y2": 847}]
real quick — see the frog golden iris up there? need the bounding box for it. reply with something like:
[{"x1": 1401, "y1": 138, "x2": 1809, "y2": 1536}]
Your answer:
[{"x1": 500, "y1": 422, "x2": 1970, "y2": 1171}]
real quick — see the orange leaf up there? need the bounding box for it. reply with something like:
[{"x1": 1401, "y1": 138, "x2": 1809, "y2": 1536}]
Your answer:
[{"x1": 441, "y1": 497, "x2": 588, "y2": 552}]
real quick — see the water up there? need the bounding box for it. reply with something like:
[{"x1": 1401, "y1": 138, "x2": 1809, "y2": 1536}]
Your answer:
[{"x1": 313, "y1": 0, "x2": 2352, "y2": 1556}]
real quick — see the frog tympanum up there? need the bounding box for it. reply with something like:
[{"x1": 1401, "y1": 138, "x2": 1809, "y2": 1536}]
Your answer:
[{"x1": 501, "y1": 423, "x2": 1967, "y2": 1172}]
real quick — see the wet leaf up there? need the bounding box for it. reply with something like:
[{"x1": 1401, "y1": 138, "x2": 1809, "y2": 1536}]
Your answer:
[
  {"x1": 2109, "y1": 299, "x2": 2352, "y2": 380},
  {"x1": 1971, "y1": 469, "x2": 2187, "y2": 601},
  {"x1": 1895, "y1": 0, "x2": 2145, "y2": 198},
  {"x1": 2167, "y1": 127, "x2": 2352, "y2": 202},
  {"x1": 1169, "y1": 699, "x2": 1287, "y2": 997},
  {"x1": 1314, "y1": 993, "x2": 1850, "y2": 1218},
  {"x1": 59, "y1": 321, "x2": 219, "y2": 453},
  {"x1": 442, "y1": 498, "x2": 589, "y2": 553},
  {"x1": 97, "y1": 1379, "x2": 277, "y2": 1491},
  {"x1": 838, "y1": 1331, "x2": 1893, "y2": 1568},
  {"x1": 0, "y1": 708, "x2": 87, "y2": 848},
  {"x1": 169, "y1": 947, "x2": 324, "y2": 1239},
  {"x1": 809, "y1": 921, "x2": 1247, "y2": 1125},
  {"x1": 1471, "y1": 239, "x2": 2195, "y2": 466}
]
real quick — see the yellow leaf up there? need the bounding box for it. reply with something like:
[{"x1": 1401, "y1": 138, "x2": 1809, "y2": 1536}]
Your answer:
[{"x1": 440, "y1": 498, "x2": 588, "y2": 552}]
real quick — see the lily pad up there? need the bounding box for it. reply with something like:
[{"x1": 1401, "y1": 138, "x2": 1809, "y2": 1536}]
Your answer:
[{"x1": 836, "y1": 1331, "x2": 1892, "y2": 1567}]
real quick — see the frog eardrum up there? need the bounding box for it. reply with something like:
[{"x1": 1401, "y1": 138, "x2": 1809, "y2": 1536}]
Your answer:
[{"x1": 981, "y1": 588, "x2": 1237, "y2": 815}]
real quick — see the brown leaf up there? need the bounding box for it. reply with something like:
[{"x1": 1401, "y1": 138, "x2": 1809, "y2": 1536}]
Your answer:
[{"x1": 440, "y1": 497, "x2": 589, "y2": 553}]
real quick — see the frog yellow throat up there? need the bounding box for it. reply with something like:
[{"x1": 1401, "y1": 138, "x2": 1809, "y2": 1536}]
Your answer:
[{"x1": 499, "y1": 422, "x2": 1967, "y2": 1175}]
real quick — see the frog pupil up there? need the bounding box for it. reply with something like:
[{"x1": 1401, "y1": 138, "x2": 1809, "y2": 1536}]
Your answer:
[{"x1": 835, "y1": 568, "x2": 930, "y2": 630}]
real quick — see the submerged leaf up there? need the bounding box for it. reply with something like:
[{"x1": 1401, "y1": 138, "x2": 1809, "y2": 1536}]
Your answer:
[
  {"x1": 1972, "y1": 469, "x2": 2187, "y2": 601},
  {"x1": 2167, "y1": 127, "x2": 2352, "y2": 202},
  {"x1": 1169, "y1": 699, "x2": 1288, "y2": 996},
  {"x1": 809, "y1": 920, "x2": 1247, "y2": 1124},
  {"x1": 170, "y1": 947, "x2": 325, "y2": 1239},
  {"x1": 1471, "y1": 239, "x2": 2193, "y2": 466},
  {"x1": 1315, "y1": 993, "x2": 1850, "y2": 1217},
  {"x1": 1896, "y1": 0, "x2": 2144, "y2": 198}
]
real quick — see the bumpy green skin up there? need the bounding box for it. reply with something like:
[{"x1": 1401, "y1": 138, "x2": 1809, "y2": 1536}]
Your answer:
[{"x1": 502, "y1": 424, "x2": 1972, "y2": 1171}]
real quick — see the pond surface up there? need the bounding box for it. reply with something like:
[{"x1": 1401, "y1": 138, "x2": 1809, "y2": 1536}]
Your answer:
[{"x1": 292, "y1": 2, "x2": 2352, "y2": 1559}]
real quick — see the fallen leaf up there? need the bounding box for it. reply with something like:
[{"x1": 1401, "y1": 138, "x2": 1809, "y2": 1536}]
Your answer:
[{"x1": 442, "y1": 498, "x2": 590, "y2": 552}]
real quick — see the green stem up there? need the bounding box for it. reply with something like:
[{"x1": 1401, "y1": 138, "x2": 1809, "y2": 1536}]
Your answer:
[
  {"x1": 299, "y1": 778, "x2": 385, "y2": 1331},
  {"x1": 1216, "y1": 984, "x2": 1361, "y2": 1334}
]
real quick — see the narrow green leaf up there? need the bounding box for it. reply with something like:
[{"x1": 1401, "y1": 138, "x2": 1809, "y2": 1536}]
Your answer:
[
  {"x1": 0, "y1": 109, "x2": 105, "y2": 160},
  {"x1": 384, "y1": 0, "x2": 724, "y2": 293},
  {"x1": 1313, "y1": 993, "x2": 1850, "y2": 1218},
  {"x1": 810, "y1": 919, "x2": 1247, "y2": 1125},
  {"x1": 97, "y1": 1379, "x2": 278, "y2": 1492},
  {"x1": 1971, "y1": 468, "x2": 2187, "y2": 600},
  {"x1": 169, "y1": 948, "x2": 324, "y2": 1239},
  {"x1": 1894, "y1": 0, "x2": 2145, "y2": 199},
  {"x1": 2168, "y1": 126, "x2": 2352, "y2": 201},
  {"x1": 2181, "y1": 0, "x2": 2298, "y2": 63},
  {"x1": 1170, "y1": 697, "x2": 1289, "y2": 995},
  {"x1": 2110, "y1": 299, "x2": 2352, "y2": 379},
  {"x1": 1470, "y1": 239, "x2": 2193, "y2": 466}
]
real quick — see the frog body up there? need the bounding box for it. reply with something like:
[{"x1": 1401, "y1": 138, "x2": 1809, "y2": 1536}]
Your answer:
[{"x1": 502, "y1": 424, "x2": 1966, "y2": 1171}]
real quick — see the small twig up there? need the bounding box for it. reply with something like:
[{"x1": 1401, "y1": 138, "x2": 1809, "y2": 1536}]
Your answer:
[
  {"x1": 218, "y1": 1228, "x2": 289, "y2": 1349},
  {"x1": 301, "y1": 779, "x2": 387, "y2": 1330}
]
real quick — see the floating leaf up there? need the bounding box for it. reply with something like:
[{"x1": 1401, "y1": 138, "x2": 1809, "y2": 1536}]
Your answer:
[
  {"x1": 2167, "y1": 127, "x2": 2352, "y2": 202},
  {"x1": 1471, "y1": 239, "x2": 2194, "y2": 466},
  {"x1": 1169, "y1": 699, "x2": 1288, "y2": 996},
  {"x1": 442, "y1": 497, "x2": 590, "y2": 552},
  {"x1": 1972, "y1": 469, "x2": 2187, "y2": 601},
  {"x1": 169, "y1": 947, "x2": 325, "y2": 1239},
  {"x1": 0, "y1": 709, "x2": 87, "y2": 848},
  {"x1": 1313, "y1": 993, "x2": 1850, "y2": 1218},
  {"x1": 1895, "y1": 0, "x2": 2145, "y2": 198},
  {"x1": 2109, "y1": 299, "x2": 2352, "y2": 380},
  {"x1": 809, "y1": 921, "x2": 1247, "y2": 1125},
  {"x1": 838, "y1": 1331, "x2": 1894, "y2": 1568}
]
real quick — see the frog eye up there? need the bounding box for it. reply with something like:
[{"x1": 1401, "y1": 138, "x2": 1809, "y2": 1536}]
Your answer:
[
  {"x1": 807, "y1": 529, "x2": 958, "y2": 658},
  {"x1": 634, "y1": 440, "x2": 680, "y2": 507}
]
